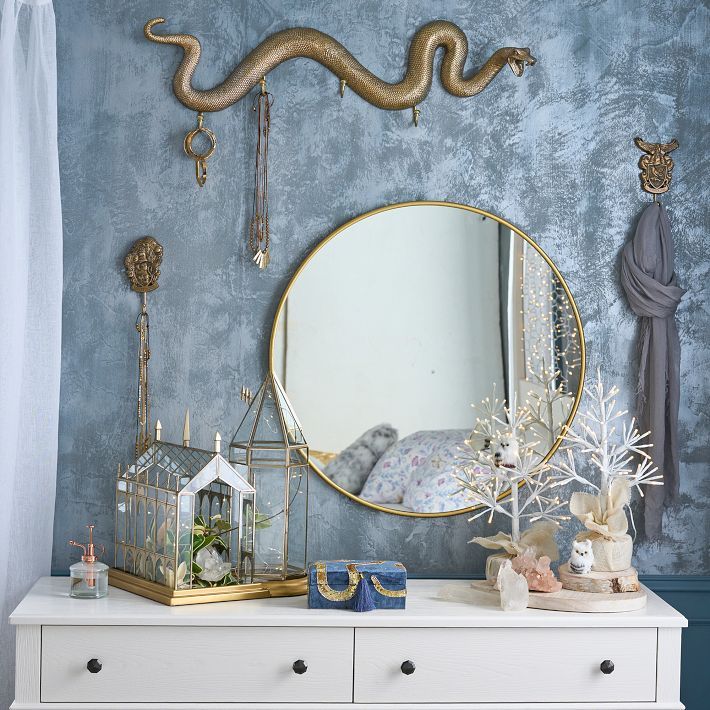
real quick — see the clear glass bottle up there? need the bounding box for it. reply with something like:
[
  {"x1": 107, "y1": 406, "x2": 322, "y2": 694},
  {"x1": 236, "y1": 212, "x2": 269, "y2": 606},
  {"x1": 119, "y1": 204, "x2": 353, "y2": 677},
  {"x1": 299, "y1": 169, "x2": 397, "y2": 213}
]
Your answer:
[{"x1": 69, "y1": 525, "x2": 108, "y2": 598}]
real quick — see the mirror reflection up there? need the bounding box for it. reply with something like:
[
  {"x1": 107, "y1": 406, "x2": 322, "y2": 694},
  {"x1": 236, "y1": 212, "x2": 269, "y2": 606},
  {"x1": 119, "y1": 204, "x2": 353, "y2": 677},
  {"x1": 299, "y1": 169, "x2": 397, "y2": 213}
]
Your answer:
[{"x1": 271, "y1": 203, "x2": 583, "y2": 516}]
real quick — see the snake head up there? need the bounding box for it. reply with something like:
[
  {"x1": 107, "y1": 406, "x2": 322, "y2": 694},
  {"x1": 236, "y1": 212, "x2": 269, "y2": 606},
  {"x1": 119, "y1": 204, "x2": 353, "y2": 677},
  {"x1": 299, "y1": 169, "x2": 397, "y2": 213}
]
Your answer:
[{"x1": 507, "y1": 48, "x2": 536, "y2": 77}]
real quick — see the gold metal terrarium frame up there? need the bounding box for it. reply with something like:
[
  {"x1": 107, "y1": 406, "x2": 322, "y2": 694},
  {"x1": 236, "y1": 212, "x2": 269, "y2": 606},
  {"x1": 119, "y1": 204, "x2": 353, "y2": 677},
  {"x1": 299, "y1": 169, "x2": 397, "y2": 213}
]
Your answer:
[
  {"x1": 108, "y1": 568, "x2": 308, "y2": 606},
  {"x1": 109, "y1": 441, "x2": 306, "y2": 605},
  {"x1": 108, "y1": 570, "x2": 306, "y2": 606},
  {"x1": 229, "y1": 372, "x2": 310, "y2": 586},
  {"x1": 268, "y1": 200, "x2": 586, "y2": 518}
]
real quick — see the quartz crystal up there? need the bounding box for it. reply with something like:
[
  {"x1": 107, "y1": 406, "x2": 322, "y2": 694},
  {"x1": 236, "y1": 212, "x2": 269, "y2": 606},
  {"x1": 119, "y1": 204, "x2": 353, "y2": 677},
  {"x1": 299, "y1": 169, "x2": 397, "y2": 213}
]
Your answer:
[
  {"x1": 195, "y1": 546, "x2": 232, "y2": 582},
  {"x1": 511, "y1": 548, "x2": 563, "y2": 593},
  {"x1": 497, "y1": 560, "x2": 529, "y2": 611}
]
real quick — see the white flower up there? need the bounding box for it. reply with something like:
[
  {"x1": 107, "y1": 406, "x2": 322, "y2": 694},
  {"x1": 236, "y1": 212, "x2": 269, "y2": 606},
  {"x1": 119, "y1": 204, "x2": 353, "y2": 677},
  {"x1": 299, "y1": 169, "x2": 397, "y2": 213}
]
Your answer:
[
  {"x1": 164, "y1": 561, "x2": 188, "y2": 589},
  {"x1": 195, "y1": 545, "x2": 232, "y2": 582}
]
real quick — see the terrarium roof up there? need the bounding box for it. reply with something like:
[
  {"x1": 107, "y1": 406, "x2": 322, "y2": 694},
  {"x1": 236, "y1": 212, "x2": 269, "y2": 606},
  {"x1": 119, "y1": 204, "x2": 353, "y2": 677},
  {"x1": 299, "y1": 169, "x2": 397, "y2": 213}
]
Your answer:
[
  {"x1": 121, "y1": 441, "x2": 254, "y2": 494},
  {"x1": 230, "y1": 372, "x2": 307, "y2": 450}
]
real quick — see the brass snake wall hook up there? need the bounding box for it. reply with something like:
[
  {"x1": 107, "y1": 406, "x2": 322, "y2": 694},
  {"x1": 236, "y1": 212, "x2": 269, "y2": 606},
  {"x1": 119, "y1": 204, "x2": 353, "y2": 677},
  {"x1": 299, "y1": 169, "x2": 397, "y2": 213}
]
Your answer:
[
  {"x1": 145, "y1": 18, "x2": 534, "y2": 112},
  {"x1": 145, "y1": 17, "x2": 535, "y2": 181}
]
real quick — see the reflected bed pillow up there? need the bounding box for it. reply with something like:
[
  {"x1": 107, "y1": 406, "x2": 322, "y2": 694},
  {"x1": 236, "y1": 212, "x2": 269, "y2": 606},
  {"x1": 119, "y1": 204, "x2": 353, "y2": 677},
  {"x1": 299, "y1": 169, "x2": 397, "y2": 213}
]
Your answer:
[
  {"x1": 324, "y1": 424, "x2": 398, "y2": 494},
  {"x1": 359, "y1": 429, "x2": 469, "y2": 505},
  {"x1": 402, "y1": 439, "x2": 483, "y2": 513}
]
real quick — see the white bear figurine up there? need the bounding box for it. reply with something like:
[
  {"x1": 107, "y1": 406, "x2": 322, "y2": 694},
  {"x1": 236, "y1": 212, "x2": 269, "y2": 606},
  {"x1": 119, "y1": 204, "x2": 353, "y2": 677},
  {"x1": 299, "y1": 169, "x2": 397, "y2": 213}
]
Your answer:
[{"x1": 569, "y1": 539, "x2": 594, "y2": 574}]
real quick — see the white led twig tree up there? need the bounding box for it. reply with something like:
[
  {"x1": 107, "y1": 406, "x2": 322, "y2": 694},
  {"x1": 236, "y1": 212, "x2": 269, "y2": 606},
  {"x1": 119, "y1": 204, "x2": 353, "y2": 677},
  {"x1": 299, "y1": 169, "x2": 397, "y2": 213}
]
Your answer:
[
  {"x1": 550, "y1": 368, "x2": 663, "y2": 516},
  {"x1": 454, "y1": 396, "x2": 573, "y2": 557},
  {"x1": 549, "y1": 368, "x2": 663, "y2": 573}
]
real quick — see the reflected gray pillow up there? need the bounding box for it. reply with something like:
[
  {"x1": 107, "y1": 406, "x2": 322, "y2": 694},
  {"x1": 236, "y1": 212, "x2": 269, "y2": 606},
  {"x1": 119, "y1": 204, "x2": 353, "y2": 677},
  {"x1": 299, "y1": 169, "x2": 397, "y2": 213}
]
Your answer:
[
  {"x1": 360, "y1": 429, "x2": 469, "y2": 505},
  {"x1": 324, "y1": 424, "x2": 398, "y2": 495}
]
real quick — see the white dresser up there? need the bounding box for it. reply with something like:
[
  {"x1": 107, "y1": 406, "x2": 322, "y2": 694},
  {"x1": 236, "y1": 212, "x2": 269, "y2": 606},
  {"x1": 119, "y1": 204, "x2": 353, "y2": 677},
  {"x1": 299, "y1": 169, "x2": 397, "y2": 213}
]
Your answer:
[{"x1": 11, "y1": 577, "x2": 686, "y2": 710}]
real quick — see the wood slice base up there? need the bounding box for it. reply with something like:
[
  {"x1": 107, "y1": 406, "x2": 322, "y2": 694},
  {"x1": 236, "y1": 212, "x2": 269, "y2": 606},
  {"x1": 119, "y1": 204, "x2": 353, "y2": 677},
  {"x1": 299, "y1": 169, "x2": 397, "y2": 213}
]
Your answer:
[
  {"x1": 470, "y1": 579, "x2": 647, "y2": 613},
  {"x1": 558, "y1": 563, "x2": 640, "y2": 593}
]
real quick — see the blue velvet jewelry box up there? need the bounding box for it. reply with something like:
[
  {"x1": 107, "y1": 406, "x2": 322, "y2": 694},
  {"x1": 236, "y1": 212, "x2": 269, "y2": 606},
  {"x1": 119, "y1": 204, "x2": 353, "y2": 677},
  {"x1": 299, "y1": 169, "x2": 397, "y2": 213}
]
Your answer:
[{"x1": 308, "y1": 560, "x2": 407, "y2": 611}]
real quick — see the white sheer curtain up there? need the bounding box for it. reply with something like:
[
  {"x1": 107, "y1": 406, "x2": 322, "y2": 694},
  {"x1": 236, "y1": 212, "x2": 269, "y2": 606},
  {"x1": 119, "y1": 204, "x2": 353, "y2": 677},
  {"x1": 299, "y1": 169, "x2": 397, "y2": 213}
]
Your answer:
[{"x1": 0, "y1": 0, "x2": 62, "y2": 706}]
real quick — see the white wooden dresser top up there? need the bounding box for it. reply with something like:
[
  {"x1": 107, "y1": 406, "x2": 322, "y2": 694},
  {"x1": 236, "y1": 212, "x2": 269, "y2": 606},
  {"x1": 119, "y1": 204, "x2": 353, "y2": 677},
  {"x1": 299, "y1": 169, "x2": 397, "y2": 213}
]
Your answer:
[{"x1": 11, "y1": 577, "x2": 687, "y2": 628}]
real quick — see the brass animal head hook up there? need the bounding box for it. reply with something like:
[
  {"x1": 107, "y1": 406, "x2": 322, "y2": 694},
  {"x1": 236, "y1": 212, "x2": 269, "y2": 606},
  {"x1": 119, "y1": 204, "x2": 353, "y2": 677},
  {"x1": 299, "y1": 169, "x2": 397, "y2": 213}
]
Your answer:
[
  {"x1": 412, "y1": 106, "x2": 421, "y2": 127},
  {"x1": 634, "y1": 136, "x2": 679, "y2": 200},
  {"x1": 183, "y1": 111, "x2": 216, "y2": 187},
  {"x1": 339, "y1": 78, "x2": 347, "y2": 97}
]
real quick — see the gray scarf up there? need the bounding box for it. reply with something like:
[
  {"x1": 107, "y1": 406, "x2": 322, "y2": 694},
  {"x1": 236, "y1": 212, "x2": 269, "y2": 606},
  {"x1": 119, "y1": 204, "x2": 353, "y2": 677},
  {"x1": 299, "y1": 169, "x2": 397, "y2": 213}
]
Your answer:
[{"x1": 621, "y1": 203, "x2": 685, "y2": 538}]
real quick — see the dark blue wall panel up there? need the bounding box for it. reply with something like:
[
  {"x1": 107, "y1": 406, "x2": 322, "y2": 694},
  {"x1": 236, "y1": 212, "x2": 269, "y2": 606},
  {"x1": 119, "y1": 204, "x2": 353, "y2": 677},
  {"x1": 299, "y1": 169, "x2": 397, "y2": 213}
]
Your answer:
[{"x1": 644, "y1": 576, "x2": 710, "y2": 710}]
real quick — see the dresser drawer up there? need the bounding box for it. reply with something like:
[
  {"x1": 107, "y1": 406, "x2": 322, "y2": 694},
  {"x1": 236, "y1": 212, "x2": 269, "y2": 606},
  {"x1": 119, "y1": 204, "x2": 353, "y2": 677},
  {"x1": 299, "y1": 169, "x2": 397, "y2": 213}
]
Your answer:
[
  {"x1": 354, "y1": 627, "x2": 657, "y2": 703},
  {"x1": 41, "y1": 625, "x2": 353, "y2": 703}
]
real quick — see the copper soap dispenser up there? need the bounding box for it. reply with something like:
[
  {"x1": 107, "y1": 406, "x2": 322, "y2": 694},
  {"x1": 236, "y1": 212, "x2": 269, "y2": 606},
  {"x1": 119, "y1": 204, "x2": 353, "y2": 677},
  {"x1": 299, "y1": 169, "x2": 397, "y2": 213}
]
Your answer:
[{"x1": 69, "y1": 525, "x2": 108, "y2": 598}]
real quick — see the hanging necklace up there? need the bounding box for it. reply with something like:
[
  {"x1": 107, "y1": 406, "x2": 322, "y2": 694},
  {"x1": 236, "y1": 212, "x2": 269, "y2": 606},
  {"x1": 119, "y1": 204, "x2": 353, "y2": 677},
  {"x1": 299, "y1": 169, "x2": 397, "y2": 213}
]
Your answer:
[{"x1": 249, "y1": 77, "x2": 272, "y2": 269}]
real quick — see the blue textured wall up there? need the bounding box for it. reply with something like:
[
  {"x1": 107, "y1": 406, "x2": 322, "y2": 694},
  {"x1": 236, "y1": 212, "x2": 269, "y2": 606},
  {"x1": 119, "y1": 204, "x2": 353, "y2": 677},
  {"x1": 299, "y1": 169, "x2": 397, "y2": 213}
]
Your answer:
[{"x1": 52, "y1": 0, "x2": 709, "y2": 577}]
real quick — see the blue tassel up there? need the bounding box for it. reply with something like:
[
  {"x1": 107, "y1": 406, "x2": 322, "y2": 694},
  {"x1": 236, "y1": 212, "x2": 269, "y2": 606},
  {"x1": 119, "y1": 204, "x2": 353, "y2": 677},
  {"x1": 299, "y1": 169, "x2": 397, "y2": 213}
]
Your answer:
[{"x1": 352, "y1": 574, "x2": 376, "y2": 612}]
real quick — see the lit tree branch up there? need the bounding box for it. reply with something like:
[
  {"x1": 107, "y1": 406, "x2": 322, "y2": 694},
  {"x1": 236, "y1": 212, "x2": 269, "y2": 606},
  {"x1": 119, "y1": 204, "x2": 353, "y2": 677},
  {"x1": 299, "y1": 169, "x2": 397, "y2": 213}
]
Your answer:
[
  {"x1": 549, "y1": 368, "x2": 663, "y2": 515},
  {"x1": 455, "y1": 399, "x2": 573, "y2": 545}
]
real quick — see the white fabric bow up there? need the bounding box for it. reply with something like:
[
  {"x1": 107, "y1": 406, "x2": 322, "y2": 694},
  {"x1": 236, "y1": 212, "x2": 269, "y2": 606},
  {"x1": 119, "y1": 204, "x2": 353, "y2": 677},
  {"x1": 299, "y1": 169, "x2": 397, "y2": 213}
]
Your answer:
[
  {"x1": 470, "y1": 520, "x2": 560, "y2": 562},
  {"x1": 569, "y1": 478, "x2": 630, "y2": 541}
]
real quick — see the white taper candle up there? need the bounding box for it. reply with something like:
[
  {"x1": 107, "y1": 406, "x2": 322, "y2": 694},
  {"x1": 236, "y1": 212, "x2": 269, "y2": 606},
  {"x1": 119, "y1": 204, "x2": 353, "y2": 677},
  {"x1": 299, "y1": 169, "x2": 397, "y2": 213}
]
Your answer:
[{"x1": 182, "y1": 409, "x2": 190, "y2": 447}]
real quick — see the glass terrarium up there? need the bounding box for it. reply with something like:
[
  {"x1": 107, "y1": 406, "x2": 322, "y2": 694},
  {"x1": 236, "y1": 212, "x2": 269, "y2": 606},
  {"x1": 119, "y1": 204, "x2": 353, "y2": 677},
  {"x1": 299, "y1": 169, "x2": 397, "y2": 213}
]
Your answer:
[
  {"x1": 110, "y1": 441, "x2": 257, "y2": 605},
  {"x1": 229, "y1": 373, "x2": 309, "y2": 590}
]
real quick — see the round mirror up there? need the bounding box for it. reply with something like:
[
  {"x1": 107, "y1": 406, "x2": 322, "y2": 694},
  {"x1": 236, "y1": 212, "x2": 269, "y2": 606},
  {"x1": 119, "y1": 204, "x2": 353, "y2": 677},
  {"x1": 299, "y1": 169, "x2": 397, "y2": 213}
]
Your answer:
[{"x1": 270, "y1": 202, "x2": 585, "y2": 516}]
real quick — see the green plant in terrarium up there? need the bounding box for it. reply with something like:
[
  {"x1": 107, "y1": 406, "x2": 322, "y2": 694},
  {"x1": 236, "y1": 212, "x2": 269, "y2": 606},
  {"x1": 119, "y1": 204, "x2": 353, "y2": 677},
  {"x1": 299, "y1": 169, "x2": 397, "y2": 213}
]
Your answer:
[
  {"x1": 255, "y1": 511, "x2": 272, "y2": 529},
  {"x1": 188, "y1": 515, "x2": 237, "y2": 587},
  {"x1": 187, "y1": 512, "x2": 272, "y2": 588}
]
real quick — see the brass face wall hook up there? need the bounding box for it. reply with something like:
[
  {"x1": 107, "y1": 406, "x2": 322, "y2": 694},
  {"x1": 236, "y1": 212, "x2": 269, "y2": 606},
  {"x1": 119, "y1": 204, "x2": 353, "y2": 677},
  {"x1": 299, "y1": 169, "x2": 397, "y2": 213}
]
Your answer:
[
  {"x1": 339, "y1": 78, "x2": 347, "y2": 98},
  {"x1": 124, "y1": 236, "x2": 163, "y2": 456},
  {"x1": 183, "y1": 111, "x2": 216, "y2": 186},
  {"x1": 634, "y1": 136, "x2": 679, "y2": 200}
]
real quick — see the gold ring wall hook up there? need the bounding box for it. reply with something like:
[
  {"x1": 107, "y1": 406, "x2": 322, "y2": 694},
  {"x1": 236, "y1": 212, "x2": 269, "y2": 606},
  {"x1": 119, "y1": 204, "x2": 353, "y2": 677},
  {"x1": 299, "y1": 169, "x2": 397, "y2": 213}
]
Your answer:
[
  {"x1": 144, "y1": 17, "x2": 535, "y2": 113},
  {"x1": 183, "y1": 111, "x2": 216, "y2": 186}
]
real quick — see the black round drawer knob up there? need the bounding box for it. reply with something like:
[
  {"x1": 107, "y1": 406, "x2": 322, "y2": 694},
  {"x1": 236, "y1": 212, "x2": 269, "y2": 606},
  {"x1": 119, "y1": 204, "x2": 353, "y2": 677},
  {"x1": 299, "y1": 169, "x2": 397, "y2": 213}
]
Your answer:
[
  {"x1": 401, "y1": 660, "x2": 416, "y2": 675},
  {"x1": 86, "y1": 659, "x2": 102, "y2": 674},
  {"x1": 292, "y1": 659, "x2": 308, "y2": 675},
  {"x1": 600, "y1": 659, "x2": 615, "y2": 675}
]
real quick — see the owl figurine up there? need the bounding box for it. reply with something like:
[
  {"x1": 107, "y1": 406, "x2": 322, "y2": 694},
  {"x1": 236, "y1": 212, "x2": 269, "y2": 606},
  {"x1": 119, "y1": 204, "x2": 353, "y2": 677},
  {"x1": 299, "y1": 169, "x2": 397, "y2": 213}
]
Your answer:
[
  {"x1": 493, "y1": 434, "x2": 519, "y2": 468},
  {"x1": 569, "y1": 538, "x2": 594, "y2": 574}
]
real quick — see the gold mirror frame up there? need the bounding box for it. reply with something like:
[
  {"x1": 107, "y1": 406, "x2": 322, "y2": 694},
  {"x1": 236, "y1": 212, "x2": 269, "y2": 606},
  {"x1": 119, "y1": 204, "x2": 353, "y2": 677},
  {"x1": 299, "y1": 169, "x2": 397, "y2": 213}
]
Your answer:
[{"x1": 269, "y1": 201, "x2": 586, "y2": 517}]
